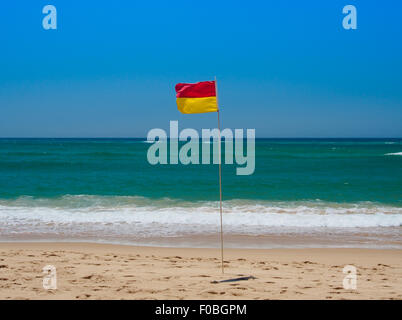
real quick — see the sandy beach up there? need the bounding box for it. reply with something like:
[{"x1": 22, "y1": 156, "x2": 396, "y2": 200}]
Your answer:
[{"x1": 0, "y1": 242, "x2": 401, "y2": 300}]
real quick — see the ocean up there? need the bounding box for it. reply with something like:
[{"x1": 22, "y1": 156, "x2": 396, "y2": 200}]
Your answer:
[{"x1": 0, "y1": 138, "x2": 401, "y2": 248}]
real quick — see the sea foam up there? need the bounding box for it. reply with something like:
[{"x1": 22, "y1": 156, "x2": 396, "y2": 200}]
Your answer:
[
  {"x1": 385, "y1": 152, "x2": 402, "y2": 156},
  {"x1": 0, "y1": 196, "x2": 401, "y2": 237}
]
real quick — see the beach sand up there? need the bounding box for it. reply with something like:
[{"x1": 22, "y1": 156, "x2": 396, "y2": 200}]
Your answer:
[{"x1": 0, "y1": 242, "x2": 401, "y2": 300}]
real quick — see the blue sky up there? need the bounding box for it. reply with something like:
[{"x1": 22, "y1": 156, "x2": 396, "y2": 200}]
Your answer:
[{"x1": 0, "y1": 0, "x2": 401, "y2": 137}]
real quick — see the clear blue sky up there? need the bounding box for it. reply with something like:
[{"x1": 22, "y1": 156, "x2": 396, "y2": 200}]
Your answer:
[{"x1": 0, "y1": 0, "x2": 401, "y2": 137}]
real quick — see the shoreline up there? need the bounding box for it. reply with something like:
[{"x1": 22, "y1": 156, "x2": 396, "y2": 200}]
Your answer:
[
  {"x1": 0, "y1": 242, "x2": 401, "y2": 299},
  {"x1": 1, "y1": 227, "x2": 401, "y2": 249}
]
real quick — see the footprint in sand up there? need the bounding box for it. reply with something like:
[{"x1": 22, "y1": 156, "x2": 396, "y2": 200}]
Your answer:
[
  {"x1": 378, "y1": 264, "x2": 391, "y2": 268},
  {"x1": 207, "y1": 291, "x2": 219, "y2": 294},
  {"x1": 231, "y1": 292, "x2": 243, "y2": 296}
]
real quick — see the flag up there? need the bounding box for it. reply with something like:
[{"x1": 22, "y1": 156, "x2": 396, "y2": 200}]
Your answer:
[{"x1": 175, "y1": 81, "x2": 218, "y2": 114}]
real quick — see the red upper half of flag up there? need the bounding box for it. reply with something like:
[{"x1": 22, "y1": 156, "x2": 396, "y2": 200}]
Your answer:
[{"x1": 175, "y1": 81, "x2": 216, "y2": 98}]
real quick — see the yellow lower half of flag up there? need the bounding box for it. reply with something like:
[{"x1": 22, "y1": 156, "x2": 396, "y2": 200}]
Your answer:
[{"x1": 176, "y1": 97, "x2": 218, "y2": 114}]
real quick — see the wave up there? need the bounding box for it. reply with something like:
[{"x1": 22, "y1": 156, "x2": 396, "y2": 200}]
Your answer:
[
  {"x1": 385, "y1": 152, "x2": 402, "y2": 156},
  {"x1": 0, "y1": 195, "x2": 401, "y2": 230},
  {"x1": 1, "y1": 195, "x2": 401, "y2": 248}
]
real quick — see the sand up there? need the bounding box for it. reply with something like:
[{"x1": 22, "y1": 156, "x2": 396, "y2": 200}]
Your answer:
[{"x1": 0, "y1": 242, "x2": 401, "y2": 300}]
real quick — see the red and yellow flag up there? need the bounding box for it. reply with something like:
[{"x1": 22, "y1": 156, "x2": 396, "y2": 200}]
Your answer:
[{"x1": 175, "y1": 81, "x2": 218, "y2": 114}]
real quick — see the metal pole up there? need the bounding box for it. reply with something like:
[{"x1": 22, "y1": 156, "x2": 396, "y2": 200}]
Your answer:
[{"x1": 215, "y1": 76, "x2": 224, "y2": 274}]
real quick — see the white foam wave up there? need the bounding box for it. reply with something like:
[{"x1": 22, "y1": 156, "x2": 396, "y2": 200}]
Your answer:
[
  {"x1": 1, "y1": 205, "x2": 400, "y2": 228},
  {"x1": 385, "y1": 152, "x2": 402, "y2": 156},
  {"x1": 0, "y1": 196, "x2": 401, "y2": 236},
  {"x1": 1, "y1": 197, "x2": 401, "y2": 248}
]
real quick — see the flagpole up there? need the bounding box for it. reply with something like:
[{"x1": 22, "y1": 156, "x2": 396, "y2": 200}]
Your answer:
[{"x1": 215, "y1": 76, "x2": 224, "y2": 274}]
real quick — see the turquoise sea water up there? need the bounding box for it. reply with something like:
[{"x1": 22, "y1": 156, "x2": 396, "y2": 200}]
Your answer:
[
  {"x1": 0, "y1": 138, "x2": 401, "y2": 247},
  {"x1": 1, "y1": 138, "x2": 402, "y2": 203}
]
